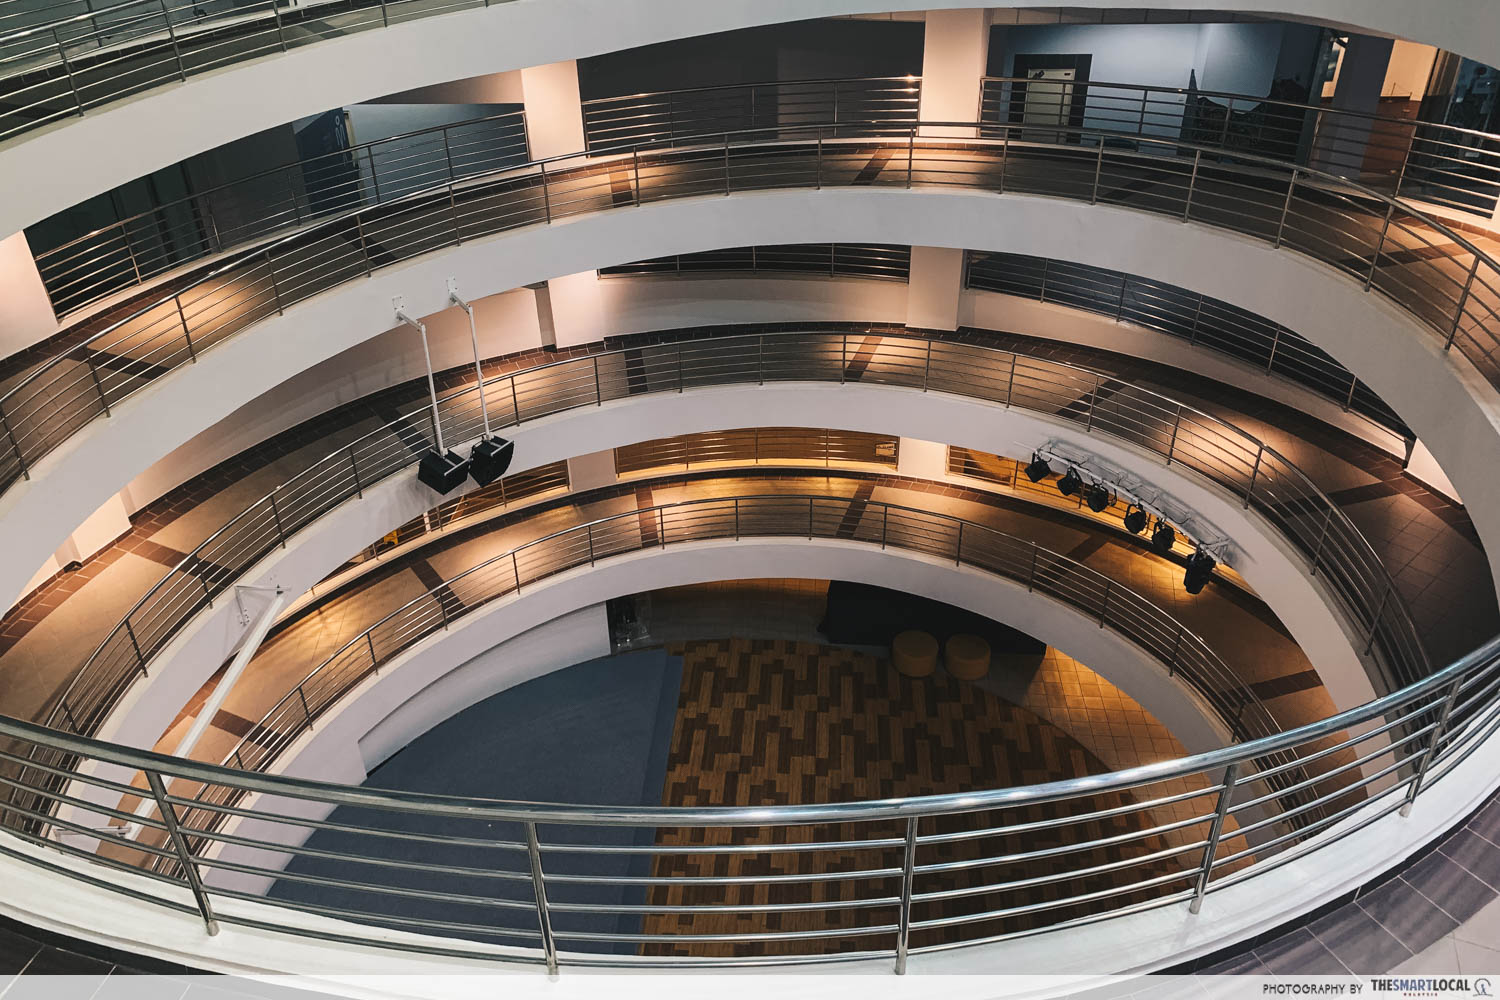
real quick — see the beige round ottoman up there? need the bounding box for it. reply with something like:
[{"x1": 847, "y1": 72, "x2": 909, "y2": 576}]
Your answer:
[
  {"x1": 945, "y1": 633, "x2": 992, "y2": 681},
  {"x1": 892, "y1": 630, "x2": 938, "y2": 677}
]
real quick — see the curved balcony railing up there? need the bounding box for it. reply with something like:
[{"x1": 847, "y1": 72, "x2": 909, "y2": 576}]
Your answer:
[
  {"x1": 5, "y1": 121, "x2": 1499, "y2": 512},
  {"x1": 43, "y1": 332, "x2": 1425, "y2": 761},
  {"x1": 0, "y1": 629, "x2": 1494, "y2": 969},
  {"x1": 978, "y1": 76, "x2": 1500, "y2": 216},
  {"x1": 28, "y1": 73, "x2": 1500, "y2": 319},
  {"x1": 216, "y1": 491, "x2": 1281, "y2": 781},
  {"x1": 0, "y1": 0, "x2": 503, "y2": 143},
  {"x1": 598, "y1": 241, "x2": 1405, "y2": 434},
  {"x1": 33, "y1": 109, "x2": 529, "y2": 316}
]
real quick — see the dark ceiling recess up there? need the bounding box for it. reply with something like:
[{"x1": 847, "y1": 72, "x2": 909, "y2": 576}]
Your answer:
[{"x1": 578, "y1": 19, "x2": 925, "y2": 100}]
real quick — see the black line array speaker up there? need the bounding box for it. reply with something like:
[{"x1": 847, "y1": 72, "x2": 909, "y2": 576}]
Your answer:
[
  {"x1": 417, "y1": 449, "x2": 470, "y2": 494},
  {"x1": 469, "y1": 437, "x2": 515, "y2": 487}
]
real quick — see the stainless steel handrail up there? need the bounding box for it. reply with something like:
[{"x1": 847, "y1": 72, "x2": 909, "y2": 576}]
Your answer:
[
  {"x1": 0, "y1": 623, "x2": 1493, "y2": 968},
  {"x1": 220, "y1": 489, "x2": 1282, "y2": 780},
  {"x1": 979, "y1": 75, "x2": 1500, "y2": 215},
  {"x1": 28, "y1": 71, "x2": 1500, "y2": 318},
  {"x1": 5, "y1": 119, "x2": 1496, "y2": 507},
  {"x1": 46, "y1": 331, "x2": 1426, "y2": 754},
  {"x1": 32, "y1": 109, "x2": 530, "y2": 316}
]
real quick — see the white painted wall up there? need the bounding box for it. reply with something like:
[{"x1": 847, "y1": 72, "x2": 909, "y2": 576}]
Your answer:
[
  {"x1": 906, "y1": 245, "x2": 964, "y2": 330},
  {"x1": 918, "y1": 9, "x2": 990, "y2": 137},
  {"x1": 518, "y1": 61, "x2": 585, "y2": 160},
  {"x1": 0, "y1": 231, "x2": 57, "y2": 358},
  {"x1": 1, "y1": 190, "x2": 1491, "y2": 634},
  {"x1": 2, "y1": 0, "x2": 1498, "y2": 240},
  {"x1": 545, "y1": 269, "x2": 606, "y2": 348},
  {"x1": 565, "y1": 449, "x2": 617, "y2": 493}
]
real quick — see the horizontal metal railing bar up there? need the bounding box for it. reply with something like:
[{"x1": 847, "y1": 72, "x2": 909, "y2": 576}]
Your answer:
[
  {"x1": 8, "y1": 638, "x2": 1493, "y2": 835},
  {"x1": 205, "y1": 883, "x2": 545, "y2": 942},
  {"x1": 913, "y1": 783, "x2": 1220, "y2": 845},
  {"x1": 56, "y1": 327, "x2": 1369, "y2": 754},
  {"x1": 912, "y1": 836, "x2": 1209, "y2": 904},
  {"x1": 1230, "y1": 725, "x2": 1431, "y2": 814},
  {"x1": 913, "y1": 809, "x2": 1214, "y2": 875}
]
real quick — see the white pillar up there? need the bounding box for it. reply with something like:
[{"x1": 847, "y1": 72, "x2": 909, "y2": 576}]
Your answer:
[
  {"x1": 520, "y1": 60, "x2": 585, "y2": 159},
  {"x1": 545, "y1": 270, "x2": 605, "y2": 348},
  {"x1": 918, "y1": 9, "x2": 991, "y2": 138},
  {"x1": 896, "y1": 437, "x2": 948, "y2": 480},
  {"x1": 0, "y1": 231, "x2": 59, "y2": 357},
  {"x1": 1311, "y1": 34, "x2": 1394, "y2": 180},
  {"x1": 906, "y1": 246, "x2": 965, "y2": 331},
  {"x1": 567, "y1": 449, "x2": 619, "y2": 493}
]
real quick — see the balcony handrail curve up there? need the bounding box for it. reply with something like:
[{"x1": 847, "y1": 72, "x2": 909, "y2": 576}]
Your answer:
[
  {"x1": 228, "y1": 489, "x2": 1279, "y2": 778},
  {"x1": 577, "y1": 73, "x2": 923, "y2": 109},
  {"x1": 33, "y1": 108, "x2": 531, "y2": 264},
  {"x1": 979, "y1": 74, "x2": 1500, "y2": 144},
  {"x1": 5, "y1": 118, "x2": 1496, "y2": 437},
  {"x1": 51, "y1": 329, "x2": 1423, "y2": 751},
  {"x1": 6, "y1": 626, "x2": 1500, "y2": 828}
]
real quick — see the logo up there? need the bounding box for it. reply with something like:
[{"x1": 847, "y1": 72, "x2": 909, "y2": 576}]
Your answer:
[{"x1": 1475, "y1": 979, "x2": 1492, "y2": 998}]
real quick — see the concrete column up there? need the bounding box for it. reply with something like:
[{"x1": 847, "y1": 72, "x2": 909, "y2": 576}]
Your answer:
[
  {"x1": 520, "y1": 60, "x2": 585, "y2": 159},
  {"x1": 0, "y1": 231, "x2": 59, "y2": 358},
  {"x1": 567, "y1": 449, "x2": 619, "y2": 493},
  {"x1": 545, "y1": 270, "x2": 605, "y2": 348},
  {"x1": 896, "y1": 437, "x2": 948, "y2": 480},
  {"x1": 1311, "y1": 34, "x2": 1394, "y2": 180},
  {"x1": 917, "y1": 9, "x2": 991, "y2": 138},
  {"x1": 906, "y1": 245, "x2": 965, "y2": 331}
]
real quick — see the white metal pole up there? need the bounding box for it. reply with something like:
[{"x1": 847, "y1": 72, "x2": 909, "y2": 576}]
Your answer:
[
  {"x1": 448, "y1": 280, "x2": 491, "y2": 439},
  {"x1": 395, "y1": 300, "x2": 446, "y2": 453}
]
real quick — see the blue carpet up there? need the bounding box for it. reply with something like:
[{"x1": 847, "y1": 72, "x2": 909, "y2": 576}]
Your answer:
[{"x1": 268, "y1": 649, "x2": 683, "y2": 954}]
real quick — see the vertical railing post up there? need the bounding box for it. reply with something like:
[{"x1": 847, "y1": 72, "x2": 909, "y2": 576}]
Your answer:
[
  {"x1": 175, "y1": 297, "x2": 196, "y2": 362},
  {"x1": 1309, "y1": 506, "x2": 1333, "y2": 576},
  {"x1": 808, "y1": 496, "x2": 815, "y2": 538},
  {"x1": 159, "y1": 0, "x2": 187, "y2": 81},
  {"x1": 592, "y1": 356, "x2": 603, "y2": 405},
  {"x1": 1366, "y1": 202, "x2": 1394, "y2": 290},
  {"x1": 1183, "y1": 149, "x2": 1201, "y2": 220},
  {"x1": 512, "y1": 550, "x2": 521, "y2": 591},
  {"x1": 354, "y1": 215, "x2": 372, "y2": 276},
  {"x1": 1189, "y1": 761, "x2": 1239, "y2": 914},
  {"x1": 1265, "y1": 328, "x2": 1281, "y2": 373},
  {"x1": 1098, "y1": 580, "x2": 1111, "y2": 627},
  {"x1": 366, "y1": 631, "x2": 377, "y2": 667},
  {"x1": 125, "y1": 620, "x2": 148, "y2": 677},
  {"x1": 724, "y1": 133, "x2": 732, "y2": 195},
  {"x1": 895, "y1": 815, "x2": 918, "y2": 975},
  {"x1": 265, "y1": 248, "x2": 283, "y2": 314},
  {"x1": 1090, "y1": 141, "x2": 1104, "y2": 203},
  {"x1": 269, "y1": 492, "x2": 287, "y2": 547},
  {"x1": 1165, "y1": 408, "x2": 1182, "y2": 465},
  {"x1": 1244, "y1": 446, "x2": 1263, "y2": 508},
  {"x1": 906, "y1": 128, "x2": 915, "y2": 188},
  {"x1": 922, "y1": 338, "x2": 933, "y2": 391},
  {"x1": 510, "y1": 377, "x2": 522, "y2": 424},
  {"x1": 1446, "y1": 255, "x2": 1480, "y2": 351},
  {"x1": 586, "y1": 523, "x2": 596, "y2": 564},
  {"x1": 539, "y1": 161, "x2": 552, "y2": 223},
  {"x1": 297, "y1": 686, "x2": 312, "y2": 727},
  {"x1": 1401, "y1": 676, "x2": 1464, "y2": 816},
  {"x1": 1365, "y1": 583, "x2": 1392, "y2": 656},
  {"x1": 52, "y1": 28, "x2": 85, "y2": 117},
  {"x1": 955, "y1": 521, "x2": 964, "y2": 565},
  {"x1": 0, "y1": 403, "x2": 28, "y2": 480},
  {"x1": 269, "y1": 0, "x2": 287, "y2": 51},
  {"x1": 84, "y1": 355, "x2": 110, "y2": 416},
  {"x1": 1273, "y1": 170, "x2": 1298, "y2": 249},
  {"x1": 145, "y1": 770, "x2": 219, "y2": 936},
  {"x1": 1027, "y1": 542, "x2": 1039, "y2": 590},
  {"x1": 349, "y1": 445, "x2": 363, "y2": 498},
  {"x1": 816, "y1": 131, "x2": 824, "y2": 189},
  {"x1": 525, "y1": 822, "x2": 560, "y2": 975},
  {"x1": 1004, "y1": 352, "x2": 1017, "y2": 407},
  {"x1": 632, "y1": 147, "x2": 642, "y2": 205}
]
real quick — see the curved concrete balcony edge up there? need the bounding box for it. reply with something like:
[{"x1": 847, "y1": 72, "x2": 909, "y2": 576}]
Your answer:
[
  {"x1": 1, "y1": 189, "x2": 1493, "y2": 616},
  {"x1": 3, "y1": 0, "x2": 1499, "y2": 237},
  {"x1": 91, "y1": 383, "x2": 1378, "y2": 772}
]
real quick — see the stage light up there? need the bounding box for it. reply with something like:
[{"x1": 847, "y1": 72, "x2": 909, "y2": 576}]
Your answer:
[
  {"x1": 1058, "y1": 468, "x2": 1083, "y2": 497},
  {"x1": 1025, "y1": 453, "x2": 1051, "y2": 482},
  {"x1": 469, "y1": 437, "x2": 515, "y2": 487},
  {"x1": 1085, "y1": 482, "x2": 1111, "y2": 512},
  {"x1": 417, "y1": 449, "x2": 470, "y2": 494},
  {"x1": 1124, "y1": 505, "x2": 1148, "y2": 534},
  {"x1": 1184, "y1": 549, "x2": 1217, "y2": 595},
  {"x1": 1151, "y1": 519, "x2": 1176, "y2": 555}
]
